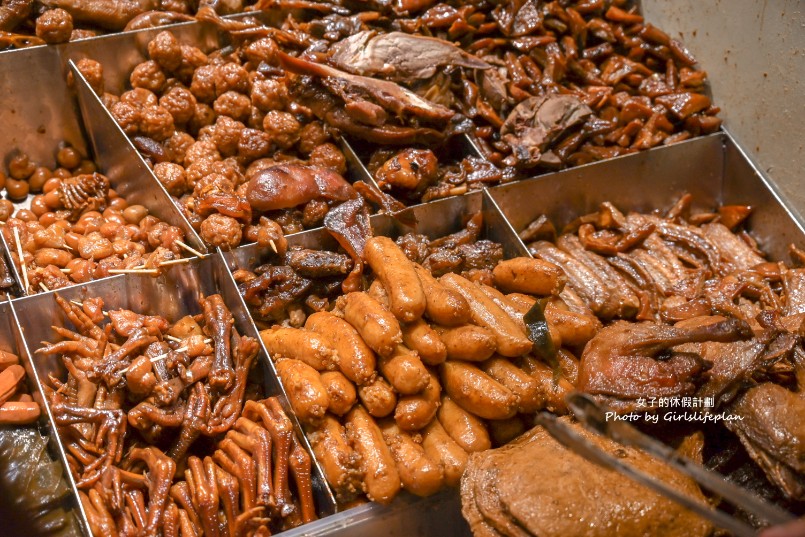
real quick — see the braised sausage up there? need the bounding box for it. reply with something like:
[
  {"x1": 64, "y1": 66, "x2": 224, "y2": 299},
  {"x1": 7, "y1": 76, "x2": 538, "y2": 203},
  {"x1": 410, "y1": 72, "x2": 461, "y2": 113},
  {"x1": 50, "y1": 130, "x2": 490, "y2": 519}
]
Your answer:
[
  {"x1": 481, "y1": 356, "x2": 542, "y2": 413},
  {"x1": 378, "y1": 345, "x2": 429, "y2": 395},
  {"x1": 357, "y1": 376, "x2": 397, "y2": 418},
  {"x1": 365, "y1": 236, "x2": 426, "y2": 322},
  {"x1": 344, "y1": 292, "x2": 402, "y2": 357},
  {"x1": 0, "y1": 401, "x2": 40, "y2": 424},
  {"x1": 260, "y1": 326, "x2": 338, "y2": 371},
  {"x1": 320, "y1": 371, "x2": 357, "y2": 416},
  {"x1": 306, "y1": 415, "x2": 363, "y2": 503},
  {"x1": 379, "y1": 420, "x2": 444, "y2": 497},
  {"x1": 440, "y1": 273, "x2": 532, "y2": 357},
  {"x1": 436, "y1": 325, "x2": 496, "y2": 362},
  {"x1": 402, "y1": 319, "x2": 446, "y2": 365},
  {"x1": 0, "y1": 350, "x2": 19, "y2": 371},
  {"x1": 422, "y1": 419, "x2": 467, "y2": 487},
  {"x1": 520, "y1": 356, "x2": 574, "y2": 414},
  {"x1": 0, "y1": 365, "x2": 26, "y2": 405},
  {"x1": 440, "y1": 361, "x2": 517, "y2": 420},
  {"x1": 492, "y1": 257, "x2": 566, "y2": 295},
  {"x1": 306, "y1": 311, "x2": 376, "y2": 385},
  {"x1": 488, "y1": 416, "x2": 526, "y2": 446},
  {"x1": 395, "y1": 369, "x2": 440, "y2": 431},
  {"x1": 345, "y1": 406, "x2": 401, "y2": 504},
  {"x1": 413, "y1": 264, "x2": 470, "y2": 326},
  {"x1": 274, "y1": 359, "x2": 330, "y2": 425},
  {"x1": 437, "y1": 396, "x2": 491, "y2": 452}
]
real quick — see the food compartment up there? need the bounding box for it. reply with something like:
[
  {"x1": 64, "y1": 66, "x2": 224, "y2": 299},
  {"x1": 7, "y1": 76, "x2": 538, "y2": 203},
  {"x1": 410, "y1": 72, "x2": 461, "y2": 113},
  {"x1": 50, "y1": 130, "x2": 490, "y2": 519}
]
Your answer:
[
  {"x1": 67, "y1": 19, "x2": 376, "y2": 252},
  {"x1": 0, "y1": 47, "x2": 202, "y2": 296},
  {"x1": 224, "y1": 189, "x2": 587, "y2": 531},
  {"x1": 13, "y1": 254, "x2": 337, "y2": 535},
  {"x1": 0, "y1": 298, "x2": 84, "y2": 536},
  {"x1": 489, "y1": 132, "x2": 805, "y2": 261},
  {"x1": 477, "y1": 131, "x2": 805, "y2": 527}
]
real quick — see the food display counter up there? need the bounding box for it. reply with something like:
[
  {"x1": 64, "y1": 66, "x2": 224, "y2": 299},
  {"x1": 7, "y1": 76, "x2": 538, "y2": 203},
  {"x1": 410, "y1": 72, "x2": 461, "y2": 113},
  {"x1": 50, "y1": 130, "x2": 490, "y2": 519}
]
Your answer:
[{"x1": 1, "y1": 1, "x2": 804, "y2": 536}]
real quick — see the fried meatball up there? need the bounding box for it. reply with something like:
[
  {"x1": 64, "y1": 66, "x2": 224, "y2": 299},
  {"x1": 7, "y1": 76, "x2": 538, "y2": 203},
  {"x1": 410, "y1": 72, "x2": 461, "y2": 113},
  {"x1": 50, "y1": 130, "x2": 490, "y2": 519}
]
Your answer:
[
  {"x1": 214, "y1": 63, "x2": 250, "y2": 96},
  {"x1": 184, "y1": 140, "x2": 221, "y2": 167},
  {"x1": 190, "y1": 64, "x2": 217, "y2": 103},
  {"x1": 188, "y1": 103, "x2": 216, "y2": 135},
  {"x1": 262, "y1": 110, "x2": 300, "y2": 150},
  {"x1": 200, "y1": 213, "x2": 242, "y2": 249},
  {"x1": 176, "y1": 44, "x2": 208, "y2": 83},
  {"x1": 74, "y1": 58, "x2": 104, "y2": 95},
  {"x1": 110, "y1": 102, "x2": 141, "y2": 135},
  {"x1": 120, "y1": 88, "x2": 158, "y2": 109},
  {"x1": 297, "y1": 121, "x2": 329, "y2": 154},
  {"x1": 148, "y1": 31, "x2": 183, "y2": 72},
  {"x1": 213, "y1": 91, "x2": 251, "y2": 122},
  {"x1": 36, "y1": 8, "x2": 73, "y2": 44},
  {"x1": 250, "y1": 77, "x2": 289, "y2": 112},
  {"x1": 130, "y1": 60, "x2": 167, "y2": 94},
  {"x1": 211, "y1": 116, "x2": 245, "y2": 157},
  {"x1": 163, "y1": 131, "x2": 194, "y2": 164},
  {"x1": 242, "y1": 37, "x2": 279, "y2": 65},
  {"x1": 140, "y1": 106, "x2": 175, "y2": 142},
  {"x1": 309, "y1": 143, "x2": 347, "y2": 175},
  {"x1": 237, "y1": 128, "x2": 271, "y2": 161},
  {"x1": 153, "y1": 162, "x2": 188, "y2": 196},
  {"x1": 160, "y1": 86, "x2": 197, "y2": 124}
]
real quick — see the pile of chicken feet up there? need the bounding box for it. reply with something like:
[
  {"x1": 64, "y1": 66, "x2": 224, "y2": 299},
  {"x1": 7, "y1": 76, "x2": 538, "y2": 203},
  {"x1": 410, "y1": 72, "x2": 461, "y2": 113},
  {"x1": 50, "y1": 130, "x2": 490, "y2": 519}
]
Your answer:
[{"x1": 38, "y1": 293, "x2": 318, "y2": 536}]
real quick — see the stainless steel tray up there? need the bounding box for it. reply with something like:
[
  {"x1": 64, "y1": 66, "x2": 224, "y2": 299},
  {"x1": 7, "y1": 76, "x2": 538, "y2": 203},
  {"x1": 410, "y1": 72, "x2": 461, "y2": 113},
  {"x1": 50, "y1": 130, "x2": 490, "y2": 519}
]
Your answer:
[
  {"x1": 487, "y1": 132, "x2": 805, "y2": 262},
  {"x1": 11, "y1": 254, "x2": 338, "y2": 534}
]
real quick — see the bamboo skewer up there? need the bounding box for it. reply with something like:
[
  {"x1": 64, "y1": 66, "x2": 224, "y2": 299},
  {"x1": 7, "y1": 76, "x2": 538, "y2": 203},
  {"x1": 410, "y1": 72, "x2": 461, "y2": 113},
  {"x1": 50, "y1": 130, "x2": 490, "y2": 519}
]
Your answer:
[
  {"x1": 176, "y1": 241, "x2": 204, "y2": 258},
  {"x1": 13, "y1": 227, "x2": 29, "y2": 294},
  {"x1": 268, "y1": 240, "x2": 278, "y2": 253},
  {"x1": 107, "y1": 268, "x2": 160, "y2": 275},
  {"x1": 159, "y1": 258, "x2": 193, "y2": 267},
  {"x1": 150, "y1": 338, "x2": 212, "y2": 363},
  {"x1": 70, "y1": 300, "x2": 109, "y2": 316},
  {"x1": 39, "y1": 282, "x2": 49, "y2": 293}
]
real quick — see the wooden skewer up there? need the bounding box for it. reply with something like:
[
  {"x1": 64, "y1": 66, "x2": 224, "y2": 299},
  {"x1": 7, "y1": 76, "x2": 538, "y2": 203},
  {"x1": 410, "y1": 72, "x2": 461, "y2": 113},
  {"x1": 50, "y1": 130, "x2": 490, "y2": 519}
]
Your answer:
[
  {"x1": 12, "y1": 227, "x2": 29, "y2": 294},
  {"x1": 164, "y1": 335, "x2": 182, "y2": 343},
  {"x1": 60, "y1": 268, "x2": 72, "y2": 274},
  {"x1": 107, "y1": 268, "x2": 160, "y2": 275},
  {"x1": 70, "y1": 300, "x2": 109, "y2": 316},
  {"x1": 159, "y1": 258, "x2": 192, "y2": 267},
  {"x1": 268, "y1": 240, "x2": 278, "y2": 253},
  {"x1": 39, "y1": 282, "x2": 50, "y2": 292},
  {"x1": 176, "y1": 241, "x2": 204, "y2": 258},
  {"x1": 150, "y1": 337, "x2": 212, "y2": 363}
]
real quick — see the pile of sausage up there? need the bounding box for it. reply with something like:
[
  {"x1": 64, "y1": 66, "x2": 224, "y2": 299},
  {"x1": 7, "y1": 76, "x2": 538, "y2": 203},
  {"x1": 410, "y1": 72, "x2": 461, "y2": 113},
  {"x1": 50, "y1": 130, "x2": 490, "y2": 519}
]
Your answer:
[
  {"x1": 0, "y1": 348, "x2": 40, "y2": 425},
  {"x1": 38, "y1": 293, "x2": 318, "y2": 536},
  {"x1": 241, "y1": 217, "x2": 599, "y2": 505},
  {"x1": 0, "y1": 144, "x2": 188, "y2": 294}
]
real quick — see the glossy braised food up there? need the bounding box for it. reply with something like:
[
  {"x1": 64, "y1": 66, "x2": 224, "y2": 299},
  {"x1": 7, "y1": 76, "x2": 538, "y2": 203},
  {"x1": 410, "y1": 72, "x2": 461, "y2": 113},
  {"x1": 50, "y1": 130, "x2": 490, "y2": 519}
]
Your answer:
[
  {"x1": 0, "y1": 144, "x2": 190, "y2": 294},
  {"x1": 82, "y1": 0, "x2": 719, "y2": 229},
  {"x1": 235, "y1": 214, "x2": 594, "y2": 505},
  {"x1": 38, "y1": 293, "x2": 318, "y2": 536}
]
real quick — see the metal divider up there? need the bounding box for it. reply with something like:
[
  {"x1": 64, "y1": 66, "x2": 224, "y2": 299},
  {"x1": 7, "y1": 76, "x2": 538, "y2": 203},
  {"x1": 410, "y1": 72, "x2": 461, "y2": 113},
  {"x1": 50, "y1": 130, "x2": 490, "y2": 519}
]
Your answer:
[{"x1": 11, "y1": 254, "x2": 340, "y2": 536}]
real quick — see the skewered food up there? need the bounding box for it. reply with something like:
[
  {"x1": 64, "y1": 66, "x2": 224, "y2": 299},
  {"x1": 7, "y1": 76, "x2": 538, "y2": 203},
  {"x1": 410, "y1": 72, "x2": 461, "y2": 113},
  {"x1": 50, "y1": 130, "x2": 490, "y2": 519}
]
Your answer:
[{"x1": 0, "y1": 144, "x2": 190, "y2": 294}]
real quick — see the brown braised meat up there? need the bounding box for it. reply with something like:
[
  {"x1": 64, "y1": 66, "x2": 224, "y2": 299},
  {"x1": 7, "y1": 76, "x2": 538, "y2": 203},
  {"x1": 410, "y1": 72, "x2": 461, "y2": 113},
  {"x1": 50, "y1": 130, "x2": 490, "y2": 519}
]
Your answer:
[
  {"x1": 461, "y1": 420, "x2": 712, "y2": 537},
  {"x1": 39, "y1": 293, "x2": 319, "y2": 535}
]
